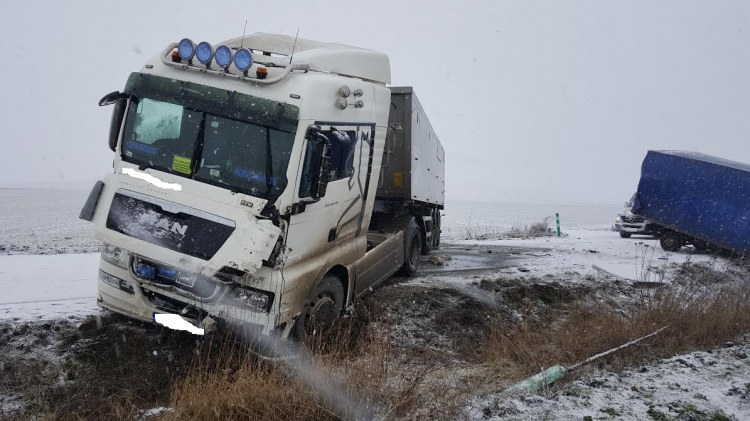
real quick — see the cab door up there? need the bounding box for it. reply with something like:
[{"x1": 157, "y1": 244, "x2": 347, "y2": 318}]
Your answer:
[
  {"x1": 286, "y1": 125, "x2": 368, "y2": 262},
  {"x1": 333, "y1": 126, "x2": 371, "y2": 244}
]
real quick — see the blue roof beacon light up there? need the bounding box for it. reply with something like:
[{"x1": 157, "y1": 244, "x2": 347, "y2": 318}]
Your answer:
[
  {"x1": 215, "y1": 45, "x2": 233, "y2": 70},
  {"x1": 196, "y1": 41, "x2": 214, "y2": 66},
  {"x1": 234, "y1": 48, "x2": 253, "y2": 75},
  {"x1": 178, "y1": 38, "x2": 196, "y2": 62}
]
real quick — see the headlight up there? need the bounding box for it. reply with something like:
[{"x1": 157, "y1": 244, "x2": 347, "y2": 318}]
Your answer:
[
  {"x1": 230, "y1": 287, "x2": 273, "y2": 313},
  {"x1": 99, "y1": 270, "x2": 134, "y2": 294},
  {"x1": 616, "y1": 216, "x2": 622, "y2": 222},
  {"x1": 102, "y1": 243, "x2": 129, "y2": 268}
]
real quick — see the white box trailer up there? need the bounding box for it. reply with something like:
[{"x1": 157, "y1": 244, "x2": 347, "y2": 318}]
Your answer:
[{"x1": 80, "y1": 33, "x2": 445, "y2": 343}]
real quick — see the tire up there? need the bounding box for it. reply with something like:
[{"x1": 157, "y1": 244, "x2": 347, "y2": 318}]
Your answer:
[
  {"x1": 422, "y1": 212, "x2": 433, "y2": 255},
  {"x1": 292, "y1": 273, "x2": 344, "y2": 341},
  {"x1": 619, "y1": 231, "x2": 632, "y2": 238},
  {"x1": 660, "y1": 231, "x2": 684, "y2": 252},
  {"x1": 434, "y1": 211, "x2": 441, "y2": 249},
  {"x1": 401, "y1": 220, "x2": 422, "y2": 277}
]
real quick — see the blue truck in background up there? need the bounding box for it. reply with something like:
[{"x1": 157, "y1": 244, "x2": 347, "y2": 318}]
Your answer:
[{"x1": 633, "y1": 150, "x2": 750, "y2": 253}]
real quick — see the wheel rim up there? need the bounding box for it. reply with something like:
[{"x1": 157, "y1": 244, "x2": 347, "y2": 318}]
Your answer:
[{"x1": 305, "y1": 293, "x2": 336, "y2": 335}]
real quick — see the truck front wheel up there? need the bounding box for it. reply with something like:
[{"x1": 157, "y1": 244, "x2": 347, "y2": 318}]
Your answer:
[
  {"x1": 401, "y1": 220, "x2": 422, "y2": 276},
  {"x1": 619, "y1": 231, "x2": 632, "y2": 238},
  {"x1": 293, "y1": 273, "x2": 344, "y2": 341},
  {"x1": 660, "y1": 231, "x2": 684, "y2": 252}
]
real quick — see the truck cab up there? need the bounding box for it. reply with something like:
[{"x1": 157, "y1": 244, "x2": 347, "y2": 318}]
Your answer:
[
  {"x1": 81, "y1": 33, "x2": 444, "y2": 340},
  {"x1": 615, "y1": 194, "x2": 656, "y2": 238}
]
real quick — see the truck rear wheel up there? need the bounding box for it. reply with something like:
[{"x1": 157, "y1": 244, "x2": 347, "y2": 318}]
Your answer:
[
  {"x1": 401, "y1": 220, "x2": 422, "y2": 277},
  {"x1": 434, "y1": 211, "x2": 441, "y2": 248},
  {"x1": 660, "y1": 231, "x2": 684, "y2": 252},
  {"x1": 293, "y1": 273, "x2": 344, "y2": 341}
]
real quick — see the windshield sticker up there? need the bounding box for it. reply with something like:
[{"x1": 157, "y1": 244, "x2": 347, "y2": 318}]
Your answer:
[
  {"x1": 234, "y1": 168, "x2": 276, "y2": 186},
  {"x1": 394, "y1": 172, "x2": 403, "y2": 188},
  {"x1": 172, "y1": 156, "x2": 192, "y2": 174},
  {"x1": 209, "y1": 169, "x2": 220, "y2": 178},
  {"x1": 126, "y1": 140, "x2": 158, "y2": 156}
]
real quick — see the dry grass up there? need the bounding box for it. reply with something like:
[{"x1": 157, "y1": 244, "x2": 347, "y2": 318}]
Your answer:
[
  {"x1": 502, "y1": 217, "x2": 556, "y2": 239},
  {"x1": 480, "y1": 263, "x2": 750, "y2": 386},
  {"x1": 463, "y1": 217, "x2": 556, "y2": 240},
  {"x1": 165, "y1": 308, "x2": 444, "y2": 421},
  {"x1": 463, "y1": 221, "x2": 504, "y2": 240}
]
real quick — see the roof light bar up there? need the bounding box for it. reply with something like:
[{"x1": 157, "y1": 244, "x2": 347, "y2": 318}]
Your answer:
[{"x1": 161, "y1": 42, "x2": 310, "y2": 85}]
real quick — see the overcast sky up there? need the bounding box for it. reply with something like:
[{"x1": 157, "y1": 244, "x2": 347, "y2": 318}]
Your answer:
[{"x1": 1, "y1": 0, "x2": 748, "y2": 205}]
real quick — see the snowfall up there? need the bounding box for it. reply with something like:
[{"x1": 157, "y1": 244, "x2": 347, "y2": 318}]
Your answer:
[{"x1": 1, "y1": 188, "x2": 748, "y2": 420}]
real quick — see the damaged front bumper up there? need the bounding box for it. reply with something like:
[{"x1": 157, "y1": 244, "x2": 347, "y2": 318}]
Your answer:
[{"x1": 96, "y1": 256, "x2": 292, "y2": 338}]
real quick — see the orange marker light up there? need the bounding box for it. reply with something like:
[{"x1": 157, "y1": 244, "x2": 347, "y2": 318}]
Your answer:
[
  {"x1": 171, "y1": 49, "x2": 182, "y2": 63},
  {"x1": 256, "y1": 67, "x2": 268, "y2": 80}
]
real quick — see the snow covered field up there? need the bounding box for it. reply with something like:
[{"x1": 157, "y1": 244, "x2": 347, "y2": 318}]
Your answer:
[
  {"x1": 442, "y1": 200, "x2": 623, "y2": 240},
  {"x1": 0, "y1": 253, "x2": 100, "y2": 321},
  {"x1": 0, "y1": 188, "x2": 99, "y2": 255}
]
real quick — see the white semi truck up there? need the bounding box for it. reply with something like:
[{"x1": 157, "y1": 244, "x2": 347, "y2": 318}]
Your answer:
[{"x1": 81, "y1": 33, "x2": 445, "y2": 339}]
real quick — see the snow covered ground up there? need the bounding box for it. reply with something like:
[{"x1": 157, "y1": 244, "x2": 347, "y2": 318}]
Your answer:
[
  {"x1": 0, "y1": 188, "x2": 99, "y2": 255},
  {"x1": 0, "y1": 253, "x2": 100, "y2": 320},
  {"x1": 472, "y1": 340, "x2": 750, "y2": 420},
  {"x1": 455, "y1": 229, "x2": 720, "y2": 282},
  {"x1": 442, "y1": 200, "x2": 623, "y2": 240}
]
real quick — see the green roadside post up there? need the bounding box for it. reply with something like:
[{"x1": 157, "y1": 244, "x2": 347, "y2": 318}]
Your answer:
[{"x1": 556, "y1": 212, "x2": 561, "y2": 237}]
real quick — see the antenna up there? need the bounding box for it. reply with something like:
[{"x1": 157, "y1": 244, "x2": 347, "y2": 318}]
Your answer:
[
  {"x1": 289, "y1": 29, "x2": 299, "y2": 64},
  {"x1": 239, "y1": 20, "x2": 248, "y2": 49}
]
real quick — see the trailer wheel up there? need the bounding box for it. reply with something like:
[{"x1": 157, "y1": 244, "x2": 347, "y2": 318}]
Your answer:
[
  {"x1": 401, "y1": 220, "x2": 422, "y2": 276},
  {"x1": 293, "y1": 273, "x2": 344, "y2": 341},
  {"x1": 619, "y1": 231, "x2": 632, "y2": 238},
  {"x1": 660, "y1": 231, "x2": 684, "y2": 252},
  {"x1": 434, "y1": 211, "x2": 441, "y2": 248}
]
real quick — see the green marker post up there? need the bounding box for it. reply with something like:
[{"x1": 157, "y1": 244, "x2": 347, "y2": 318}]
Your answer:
[{"x1": 556, "y1": 212, "x2": 561, "y2": 237}]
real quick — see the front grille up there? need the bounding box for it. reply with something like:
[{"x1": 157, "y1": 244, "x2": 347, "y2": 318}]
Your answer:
[
  {"x1": 106, "y1": 189, "x2": 235, "y2": 260},
  {"x1": 621, "y1": 215, "x2": 645, "y2": 223}
]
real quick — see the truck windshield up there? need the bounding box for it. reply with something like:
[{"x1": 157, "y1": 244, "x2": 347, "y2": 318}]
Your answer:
[{"x1": 120, "y1": 73, "x2": 299, "y2": 201}]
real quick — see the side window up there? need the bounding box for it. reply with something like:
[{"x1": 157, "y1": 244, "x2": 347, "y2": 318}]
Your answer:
[
  {"x1": 299, "y1": 139, "x2": 321, "y2": 198},
  {"x1": 298, "y1": 128, "x2": 358, "y2": 198},
  {"x1": 327, "y1": 130, "x2": 357, "y2": 181}
]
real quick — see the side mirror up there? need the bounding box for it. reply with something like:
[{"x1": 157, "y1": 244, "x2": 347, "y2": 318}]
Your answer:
[
  {"x1": 99, "y1": 91, "x2": 128, "y2": 106},
  {"x1": 108, "y1": 98, "x2": 128, "y2": 152},
  {"x1": 310, "y1": 136, "x2": 332, "y2": 200}
]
